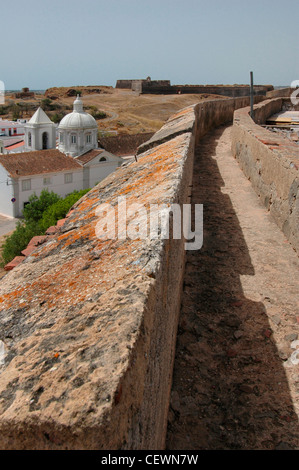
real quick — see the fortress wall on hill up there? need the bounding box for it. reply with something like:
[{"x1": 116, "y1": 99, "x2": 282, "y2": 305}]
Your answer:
[
  {"x1": 0, "y1": 95, "x2": 267, "y2": 450},
  {"x1": 116, "y1": 80, "x2": 273, "y2": 97},
  {"x1": 232, "y1": 98, "x2": 299, "y2": 253},
  {"x1": 141, "y1": 84, "x2": 272, "y2": 97}
]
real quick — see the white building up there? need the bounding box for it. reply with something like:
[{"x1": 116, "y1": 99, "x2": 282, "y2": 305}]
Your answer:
[
  {"x1": 0, "y1": 96, "x2": 124, "y2": 218},
  {"x1": 24, "y1": 107, "x2": 56, "y2": 151},
  {"x1": 58, "y1": 95, "x2": 98, "y2": 157},
  {"x1": 0, "y1": 118, "x2": 25, "y2": 137}
]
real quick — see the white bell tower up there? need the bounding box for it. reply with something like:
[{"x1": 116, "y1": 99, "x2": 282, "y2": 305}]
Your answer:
[{"x1": 24, "y1": 107, "x2": 56, "y2": 152}]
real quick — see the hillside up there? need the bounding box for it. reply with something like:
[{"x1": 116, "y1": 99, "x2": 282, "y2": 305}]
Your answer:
[{"x1": 3, "y1": 86, "x2": 228, "y2": 135}]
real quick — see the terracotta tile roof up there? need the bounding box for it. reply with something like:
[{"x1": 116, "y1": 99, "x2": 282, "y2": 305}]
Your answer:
[
  {"x1": 5, "y1": 141, "x2": 25, "y2": 150},
  {"x1": 75, "y1": 149, "x2": 104, "y2": 164},
  {"x1": 0, "y1": 149, "x2": 82, "y2": 178},
  {"x1": 2, "y1": 138, "x2": 24, "y2": 147},
  {"x1": 4, "y1": 256, "x2": 25, "y2": 271}
]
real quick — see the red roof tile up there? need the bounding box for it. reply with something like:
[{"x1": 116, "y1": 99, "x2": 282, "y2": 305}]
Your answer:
[
  {"x1": 0, "y1": 149, "x2": 82, "y2": 178},
  {"x1": 21, "y1": 245, "x2": 37, "y2": 257},
  {"x1": 45, "y1": 226, "x2": 58, "y2": 235},
  {"x1": 75, "y1": 149, "x2": 104, "y2": 164},
  {"x1": 28, "y1": 235, "x2": 48, "y2": 247},
  {"x1": 56, "y1": 218, "x2": 67, "y2": 228},
  {"x1": 4, "y1": 256, "x2": 25, "y2": 271}
]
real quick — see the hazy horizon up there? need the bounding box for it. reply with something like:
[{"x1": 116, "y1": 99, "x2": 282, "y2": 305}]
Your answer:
[{"x1": 2, "y1": 0, "x2": 299, "y2": 91}]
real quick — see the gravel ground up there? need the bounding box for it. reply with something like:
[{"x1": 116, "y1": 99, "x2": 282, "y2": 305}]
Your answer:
[{"x1": 166, "y1": 125, "x2": 299, "y2": 450}]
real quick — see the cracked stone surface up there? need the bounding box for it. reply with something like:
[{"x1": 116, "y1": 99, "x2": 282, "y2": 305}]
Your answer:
[{"x1": 0, "y1": 133, "x2": 193, "y2": 449}]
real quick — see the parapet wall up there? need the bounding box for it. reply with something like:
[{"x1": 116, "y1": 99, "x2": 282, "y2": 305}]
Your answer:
[
  {"x1": 158, "y1": 85, "x2": 272, "y2": 97},
  {"x1": 116, "y1": 79, "x2": 273, "y2": 97},
  {"x1": 266, "y1": 87, "x2": 294, "y2": 99},
  {"x1": 0, "y1": 95, "x2": 265, "y2": 450},
  {"x1": 232, "y1": 99, "x2": 299, "y2": 253}
]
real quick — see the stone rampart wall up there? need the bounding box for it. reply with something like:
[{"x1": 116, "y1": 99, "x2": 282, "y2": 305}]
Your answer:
[
  {"x1": 0, "y1": 95, "x2": 267, "y2": 450},
  {"x1": 232, "y1": 99, "x2": 299, "y2": 252},
  {"x1": 115, "y1": 80, "x2": 133, "y2": 89},
  {"x1": 266, "y1": 87, "x2": 293, "y2": 99},
  {"x1": 139, "y1": 84, "x2": 272, "y2": 96},
  {"x1": 116, "y1": 80, "x2": 273, "y2": 97}
]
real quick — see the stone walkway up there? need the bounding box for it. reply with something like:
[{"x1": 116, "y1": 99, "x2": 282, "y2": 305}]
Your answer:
[{"x1": 166, "y1": 125, "x2": 299, "y2": 450}]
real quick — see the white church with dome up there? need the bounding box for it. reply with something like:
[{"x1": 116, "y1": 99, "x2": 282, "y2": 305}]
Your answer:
[
  {"x1": 58, "y1": 95, "x2": 99, "y2": 157},
  {"x1": 0, "y1": 96, "x2": 124, "y2": 218}
]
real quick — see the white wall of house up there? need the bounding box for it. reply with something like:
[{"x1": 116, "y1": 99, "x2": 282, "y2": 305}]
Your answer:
[
  {"x1": 0, "y1": 120, "x2": 25, "y2": 136},
  {"x1": 83, "y1": 151, "x2": 123, "y2": 188},
  {"x1": 0, "y1": 148, "x2": 123, "y2": 218},
  {"x1": 15, "y1": 169, "x2": 83, "y2": 217},
  {"x1": 88, "y1": 161, "x2": 121, "y2": 187},
  {"x1": 0, "y1": 165, "x2": 15, "y2": 217}
]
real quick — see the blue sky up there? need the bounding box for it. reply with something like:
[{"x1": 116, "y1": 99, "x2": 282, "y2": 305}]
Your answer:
[{"x1": 2, "y1": 0, "x2": 299, "y2": 90}]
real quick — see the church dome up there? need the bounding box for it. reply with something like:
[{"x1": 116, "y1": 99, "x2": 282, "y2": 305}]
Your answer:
[{"x1": 58, "y1": 95, "x2": 97, "y2": 130}]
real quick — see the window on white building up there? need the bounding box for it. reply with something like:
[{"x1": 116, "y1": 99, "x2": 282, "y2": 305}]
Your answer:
[
  {"x1": 86, "y1": 134, "x2": 91, "y2": 143},
  {"x1": 28, "y1": 132, "x2": 32, "y2": 147},
  {"x1": 59, "y1": 133, "x2": 64, "y2": 143},
  {"x1": 43, "y1": 177, "x2": 51, "y2": 185},
  {"x1": 71, "y1": 135, "x2": 76, "y2": 144},
  {"x1": 99, "y1": 157, "x2": 107, "y2": 162},
  {"x1": 64, "y1": 173, "x2": 73, "y2": 184},
  {"x1": 22, "y1": 179, "x2": 31, "y2": 191}
]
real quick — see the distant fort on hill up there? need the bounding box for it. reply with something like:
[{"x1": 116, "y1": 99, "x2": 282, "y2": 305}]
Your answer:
[{"x1": 115, "y1": 77, "x2": 273, "y2": 97}]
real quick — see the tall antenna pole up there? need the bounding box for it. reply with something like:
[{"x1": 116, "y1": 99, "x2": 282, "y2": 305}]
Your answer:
[{"x1": 250, "y1": 71, "x2": 254, "y2": 120}]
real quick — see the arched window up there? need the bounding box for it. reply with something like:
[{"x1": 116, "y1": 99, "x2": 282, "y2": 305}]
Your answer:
[
  {"x1": 28, "y1": 132, "x2": 32, "y2": 147},
  {"x1": 86, "y1": 134, "x2": 91, "y2": 144},
  {"x1": 42, "y1": 132, "x2": 48, "y2": 150},
  {"x1": 99, "y1": 157, "x2": 107, "y2": 162},
  {"x1": 71, "y1": 134, "x2": 76, "y2": 144}
]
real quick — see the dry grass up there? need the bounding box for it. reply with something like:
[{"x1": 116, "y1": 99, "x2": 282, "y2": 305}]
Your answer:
[{"x1": 5, "y1": 87, "x2": 227, "y2": 135}]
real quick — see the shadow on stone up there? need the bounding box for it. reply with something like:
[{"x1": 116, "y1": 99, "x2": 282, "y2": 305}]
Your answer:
[{"x1": 166, "y1": 125, "x2": 299, "y2": 450}]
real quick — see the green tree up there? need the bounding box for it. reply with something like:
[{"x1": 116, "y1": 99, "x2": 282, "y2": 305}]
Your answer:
[
  {"x1": 0, "y1": 106, "x2": 9, "y2": 116},
  {"x1": 12, "y1": 103, "x2": 21, "y2": 120},
  {"x1": 50, "y1": 112, "x2": 66, "y2": 123},
  {"x1": 89, "y1": 106, "x2": 107, "y2": 120},
  {"x1": 1, "y1": 188, "x2": 90, "y2": 266},
  {"x1": 23, "y1": 189, "x2": 61, "y2": 223},
  {"x1": 40, "y1": 97, "x2": 53, "y2": 110},
  {"x1": 1, "y1": 220, "x2": 43, "y2": 265},
  {"x1": 39, "y1": 189, "x2": 90, "y2": 232}
]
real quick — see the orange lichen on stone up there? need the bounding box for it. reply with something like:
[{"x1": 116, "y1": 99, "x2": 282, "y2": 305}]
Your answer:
[
  {"x1": 169, "y1": 106, "x2": 195, "y2": 121},
  {"x1": 0, "y1": 127, "x2": 194, "y2": 450}
]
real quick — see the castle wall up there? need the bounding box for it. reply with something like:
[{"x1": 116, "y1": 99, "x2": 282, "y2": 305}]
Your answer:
[
  {"x1": 115, "y1": 80, "x2": 133, "y2": 89},
  {"x1": 116, "y1": 80, "x2": 273, "y2": 97},
  {"x1": 266, "y1": 87, "x2": 293, "y2": 99},
  {"x1": 0, "y1": 94, "x2": 284, "y2": 451},
  {"x1": 232, "y1": 98, "x2": 299, "y2": 253},
  {"x1": 141, "y1": 84, "x2": 273, "y2": 96}
]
